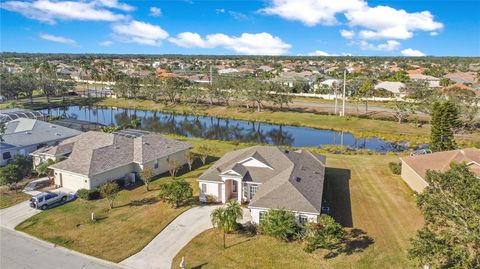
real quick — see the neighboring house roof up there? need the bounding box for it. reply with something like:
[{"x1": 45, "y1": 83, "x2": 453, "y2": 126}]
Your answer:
[
  {"x1": 320, "y1": 79, "x2": 340, "y2": 87},
  {"x1": 47, "y1": 131, "x2": 191, "y2": 177},
  {"x1": 1, "y1": 118, "x2": 82, "y2": 150},
  {"x1": 374, "y1": 81, "x2": 405, "y2": 94},
  {"x1": 199, "y1": 146, "x2": 326, "y2": 214},
  {"x1": 400, "y1": 148, "x2": 480, "y2": 179},
  {"x1": 408, "y1": 74, "x2": 440, "y2": 81},
  {"x1": 444, "y1": 72, "x2": 477, "y2": 85}
]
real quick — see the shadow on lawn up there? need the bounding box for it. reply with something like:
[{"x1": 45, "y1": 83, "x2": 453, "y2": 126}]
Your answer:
[
  {"x1": 323, "y1": 167, "x2": 353, "y2": 227},
  {"x1": 190, "y1": 263, "x2": 208, "y2": 269},
  {"x1": 324, "y1": 228, "x2": 375, "y2": 259}
]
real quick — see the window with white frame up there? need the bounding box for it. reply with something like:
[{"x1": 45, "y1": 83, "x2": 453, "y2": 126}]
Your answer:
[
  {"x1": 259, "y1": 211, "x2": 266, "y2": 223},
  {"x1": 250, "y1": 184, "x2": 258, "y2": 199},
  {"x1": 299, "y1": 215, "x2": 308, "y2": 225},
  {"x1": 201, "y1": 183, "x2": 207, "y2": 194},
  {"x1": 154, "y1": 159, "x2": 159, "y2": 169}
]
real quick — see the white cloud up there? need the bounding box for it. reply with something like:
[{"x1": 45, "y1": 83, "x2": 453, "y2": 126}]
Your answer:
[
  {"x1": 346, "y1": 5, "x2": 443, "y2": 40},
  {"x1": 401, "y1": 48, "x2": 426, "y2": 56},
  {"x1": 95, "y1": 0, "x2": 133, "y2": 11},
  {"x1": 112, "y1": 20, "x2": 169, "y2": 46},
  {"x1": 260, "y1": 0, "x2": 442, "y2": 41},
  {"x1": 99, "y1": 40, "x2": 113, "y2": 46},
  {"x1": 259, "y1": 0, "x2": 366, "y2": 26},
  {"x1": 359, "y1": 40, "x2": 400, "y2": 51},
  {"x1": 308, "y1": 50, "x2": 338, "y2": 56},
  {"x1": 40, "y1": 34, "x2": 76, "y2": 45},
  {"x1": 215, "y1": 8, "x2": 225, "y2": 14},
  {"x1": 340, "y1": 29, "x2": 355, "y2": 39},
  {"x1": 149, "y1": 7, "x2": 161, "y2": 17},
  {"x1": 169, "y1": 32, "x2": 291, "y2": 55},
  {"x1": 228, "y1": 11, "x2": 249, "y2": 21},
  {"x1": 0, "y1": 0, "x2": 130, "y2": 24},
  {"x1": 430, "y1": 31, "x2": 438, "y2": 36}
]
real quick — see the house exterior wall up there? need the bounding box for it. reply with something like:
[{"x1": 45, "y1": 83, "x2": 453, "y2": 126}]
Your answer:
[
  {"x1": 198, "y1": 181, "x2": 222, "y2": 202},
  {"x1": 400, "y1": 160, "x2": 428, "y2": 193},
  {"x1": 140, "y1": 149, "x2": 189, "y2": 177},
  {"x1": 90, "y1": 163, "x2": 136, "y2": 189},
  {"x1": 54, "y1": 171, "x2": 89, "y2": 190},
  {"x1": 249, "y1": 207, "x2": 319, "y2": 224}
]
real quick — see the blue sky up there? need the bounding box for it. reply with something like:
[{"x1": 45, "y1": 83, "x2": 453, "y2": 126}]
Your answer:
[{"x1": 1, "y1": 0, "x2": 479, "y2": 56}]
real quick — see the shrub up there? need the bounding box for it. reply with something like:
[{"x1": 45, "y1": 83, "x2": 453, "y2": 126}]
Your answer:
[
  {"x1": 260, "y1": 209, "x2": 299, "y2": 241},
  {"x1": 100, "y1": 182, "x2": 119, "y2": 209},
  {"x1": 205, "y1": 194, "x2": 217, "y2": 204},
  {"x1": 158, "y1": 179, "x2": 193, "y2": 208},
  {"x1": 77, "y1": 188, "x2": 101, "y2": 200},
  {"x1": 303, "y1": 215, "x2": 346, "y2": 253},
  {"x1": 388, "y1": 162, "x2": 402, "y2": 175},
  {"x1": 114, "y1": 178, "x2": 126, "y2": 188}
]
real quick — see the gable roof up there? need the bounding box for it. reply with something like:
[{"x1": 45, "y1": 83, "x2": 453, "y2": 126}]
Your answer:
[
  {"x1": 400, "y1": 148, "x2": 480, "y2": 179},
  {"x1": 48, "y1": 131, "x2": 191, "y2": 176},
  {"x1": 199, "y1": 146, "x2": 326, "y2": 214},
  {"x1": 1, "y1": 118, "x2": 81, "y2": 150}
]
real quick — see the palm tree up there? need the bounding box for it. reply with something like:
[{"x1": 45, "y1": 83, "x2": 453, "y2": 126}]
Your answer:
[{"x1": 210, "y1": 200, "x2": 243, "y2": 249}]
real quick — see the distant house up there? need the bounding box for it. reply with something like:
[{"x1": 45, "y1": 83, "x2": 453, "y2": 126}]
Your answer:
[
  {"x1": 198, "y1": 146, "x2": 326, "y2": 224},
  {"x1": 374, "y1": 81, "x2": 406, "y2": 97},
  {"x1": 444, "y1": 72, "x2": 477, "y2": 85},
  {"x1": 408, "y1": 73, "x2": 441, "y2": 88},
  {"x1": 218, "y1": 68, "x2": 239, "y2": 75},
  {"x1": 400, "y1": 148, "x2": 480, "y2": 193},
  {"x1": 31, "y1": 130, "x2": 191, "y2": 190},
  {"x1": 320, "y1": 78, "x2": 341, "y2": 87},
  {"x1": 1, "y1": 118, "x2": 82, "y2": 166}
]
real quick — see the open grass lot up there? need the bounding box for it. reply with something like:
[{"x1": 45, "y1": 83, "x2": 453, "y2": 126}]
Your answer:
[
  {"x1": 0, "y1": 190, "x2": 30, "y2": 209},
  {"x1": 172, "y1": 154, "x2": 424, "y2": 269}
]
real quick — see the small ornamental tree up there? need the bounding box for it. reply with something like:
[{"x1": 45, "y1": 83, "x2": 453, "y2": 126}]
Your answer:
[
  {"x1": 260, "y1": 209, "x2": 298, "y2": 241},
  {"x1": 139, "y1": 167, "x2": 154, "y2": 192},
  {"x1": 36, "y1": 159, "x2": 56, "y2": 181},
  {"x1": 0, "y1": 164, "x2": 23, "y2": 190},
  {"x1": 100, "y1": 182, "x2": 119, "y2": 209},
  {"x1": 210, "y1": 200, "x2": 243, "y2": 248},
  {"x1": 184, "y1": 151, "x2": 196, "y2": 171},
  {"x1": 197, "y1": 145, "x2": 212, "y2": 165},
  {"x1": 408, "y1": 164, "x2": 480, "y2": 268},
  {"x1": 303, "y1": 215, "x2": 347, "y2": 253},
  {"x1": 158, "y1": 179, "x2": 193, "y2": 208},
  {"x1": 167, "y1": 157, "x2": 181, "y2": 178}
]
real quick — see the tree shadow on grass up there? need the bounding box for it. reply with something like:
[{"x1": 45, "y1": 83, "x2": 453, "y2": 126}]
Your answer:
[
  {"x1": 128, "y1": 197, "x2": 159, "y2": 207},
  {"x1": 324, "y1": 228, "x2": 375, "y2": 259},
  {"x1": 191, "y1": 263, "x2": 208, "y2": 269}
]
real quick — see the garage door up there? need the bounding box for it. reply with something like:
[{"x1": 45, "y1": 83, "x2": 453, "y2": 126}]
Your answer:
[{"x1": 60, "y1": 172, "x2": 88, "y2": 191}]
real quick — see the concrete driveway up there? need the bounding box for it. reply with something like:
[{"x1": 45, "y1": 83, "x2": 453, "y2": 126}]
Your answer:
[
  {"x1": 0, "y1": 201, "x2": 39, "y2": 229},
  {"x1": 121, "y1": 205, "x2": 250, "y2": 269}
]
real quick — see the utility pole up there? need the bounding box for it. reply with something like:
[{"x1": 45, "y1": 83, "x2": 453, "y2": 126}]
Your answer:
[
  {"x1": 341, "y1": 69, "x2": 346, "y2": 117},
  {"x1": 209, "y1": 66, "x2": 213, "y2": 85},
  {"x1": 334, "y1": 83, "x2": 338, "y2": 115}
]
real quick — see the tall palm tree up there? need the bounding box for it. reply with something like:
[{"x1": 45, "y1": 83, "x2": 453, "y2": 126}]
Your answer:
[{"x1": 210, "y1": 200, "x2": 243, "y2": 249}]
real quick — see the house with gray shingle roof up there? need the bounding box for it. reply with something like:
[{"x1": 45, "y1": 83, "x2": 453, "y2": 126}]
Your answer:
[
  {"x1": 31, "y1": 130, "x2": 191, "y2": 191},
  {"x1": 1, "y1": 118, "x2": 82, "y2": 166},
  {"x1": 198, "y1": 146, "x2": 326, "y2": 224}
]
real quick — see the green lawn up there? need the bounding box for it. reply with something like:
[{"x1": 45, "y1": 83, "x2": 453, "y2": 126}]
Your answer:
[
  {"x1": 0, "y1": 190, "x2": 31, "y2": 209},
  {"x1": 172, "y1": 154, "x2": 424, "y2": 269}
]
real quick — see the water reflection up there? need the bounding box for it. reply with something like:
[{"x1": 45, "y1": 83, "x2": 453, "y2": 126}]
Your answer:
[{"x1": 43, "y1": 106, "x2": 406, "y2": 152}]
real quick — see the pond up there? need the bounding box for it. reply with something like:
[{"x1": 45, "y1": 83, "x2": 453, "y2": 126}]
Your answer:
[{"x1": 41, "y1": 106, "x2": 408, "y2": 152}]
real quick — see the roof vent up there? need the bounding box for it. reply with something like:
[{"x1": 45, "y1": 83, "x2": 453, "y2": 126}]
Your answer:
[
  {"x1": 143, "y1": 142, "x2": 149, "y2": 145},
  {"x1": 295, "y1": 176, "x2": 301, "y2": 182},
  {"x1": 55, "y1": 133, "x2": 61, "y2": 136},
  {"x1": 25, "y1": 131, "x2": 31, "y2": 135},
  {"x1": 50, "y1": 125, "x2": 56, "y2": 128}
]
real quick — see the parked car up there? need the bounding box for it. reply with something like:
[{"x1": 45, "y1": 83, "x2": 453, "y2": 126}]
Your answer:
[{"x1": 30, "y1": 191, "x2": 68, "y2": 210}]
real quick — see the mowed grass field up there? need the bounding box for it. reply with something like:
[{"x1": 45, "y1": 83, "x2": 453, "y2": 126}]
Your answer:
[{"x1": 172, "y1": 154, "x2": 424, "y2": 269}]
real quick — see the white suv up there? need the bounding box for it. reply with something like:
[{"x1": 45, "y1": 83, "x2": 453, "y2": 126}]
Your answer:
[{"x1": 30, "y1": 191, "x2": 68, "y2": 210}]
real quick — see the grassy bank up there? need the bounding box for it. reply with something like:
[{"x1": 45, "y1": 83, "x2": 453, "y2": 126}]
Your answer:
[
  {"x1": 0, "y1": 190, "x2": 30, "y2": 209},
  {"x1": 173, "y1": 154, "x2": 424, "y2": 269}
]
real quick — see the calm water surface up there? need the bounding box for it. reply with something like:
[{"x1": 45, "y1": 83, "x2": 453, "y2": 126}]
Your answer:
[{"x1": 42, "y1": 106, "x2": 408, "y2": 152}]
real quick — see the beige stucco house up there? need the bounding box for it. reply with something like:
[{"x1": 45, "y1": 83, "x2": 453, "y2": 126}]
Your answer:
[
  {"x1": 31, "y1": 129, "x2": 191, "y2": 190},
  {"x1": 198, "y1": 146, "x2": 326, "y2": 224},
  {"x1": 400, "y1": 148, "x2": 480, "y2": 193}
]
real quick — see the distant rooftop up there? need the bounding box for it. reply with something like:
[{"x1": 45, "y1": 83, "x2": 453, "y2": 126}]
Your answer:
[{"x1": 0, "y1": 108, "x2": 46, "y2": 123}]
